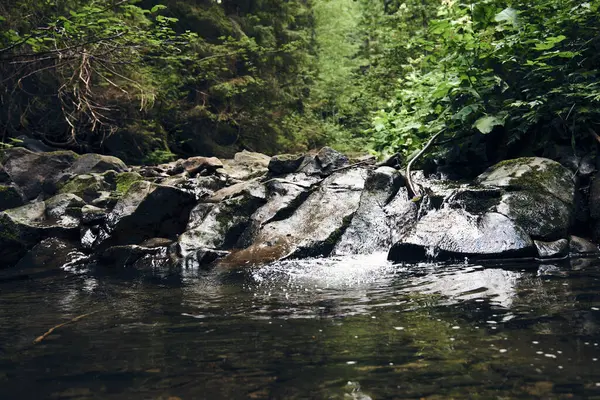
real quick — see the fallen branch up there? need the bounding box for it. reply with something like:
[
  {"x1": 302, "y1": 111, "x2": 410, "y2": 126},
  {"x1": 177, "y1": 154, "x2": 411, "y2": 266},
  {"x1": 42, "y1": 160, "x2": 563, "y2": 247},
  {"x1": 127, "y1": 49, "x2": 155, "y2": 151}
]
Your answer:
[
  {"x1": 33, "y1": 311, "x2": 99, "y2": 344},
  {"x1": 405, "y1": 129, "x2": 446, "y2": 198}
]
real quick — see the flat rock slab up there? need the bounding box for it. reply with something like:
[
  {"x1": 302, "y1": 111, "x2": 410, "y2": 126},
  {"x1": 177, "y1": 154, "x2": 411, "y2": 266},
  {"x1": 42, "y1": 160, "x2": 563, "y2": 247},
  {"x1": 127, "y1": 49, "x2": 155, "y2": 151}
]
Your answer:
[{"x1": 388, "y1": 208, "x2": 535, "y2": 262}]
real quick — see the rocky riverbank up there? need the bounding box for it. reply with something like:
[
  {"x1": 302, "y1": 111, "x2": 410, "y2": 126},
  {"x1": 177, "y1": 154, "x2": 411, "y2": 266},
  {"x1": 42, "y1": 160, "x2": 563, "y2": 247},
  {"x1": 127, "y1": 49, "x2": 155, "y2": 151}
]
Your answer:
[{"x1": 0, "y1": 145, "x2": 598, "y2": 275}]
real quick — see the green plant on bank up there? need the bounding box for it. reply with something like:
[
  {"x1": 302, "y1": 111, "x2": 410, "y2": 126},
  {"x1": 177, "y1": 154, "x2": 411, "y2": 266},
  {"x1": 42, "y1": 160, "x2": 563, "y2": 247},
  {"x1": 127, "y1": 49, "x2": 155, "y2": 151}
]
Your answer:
[{"x1": 367, "y1": 0, "x2": 600, "y2": 162}]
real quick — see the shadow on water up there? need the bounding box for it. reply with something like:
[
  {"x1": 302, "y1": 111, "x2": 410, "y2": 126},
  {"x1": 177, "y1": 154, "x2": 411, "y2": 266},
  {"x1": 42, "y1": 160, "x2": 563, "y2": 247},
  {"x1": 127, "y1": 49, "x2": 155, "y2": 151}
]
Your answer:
[{"x1": 2, "y1": 254, "x2": 600, "y2": 399}]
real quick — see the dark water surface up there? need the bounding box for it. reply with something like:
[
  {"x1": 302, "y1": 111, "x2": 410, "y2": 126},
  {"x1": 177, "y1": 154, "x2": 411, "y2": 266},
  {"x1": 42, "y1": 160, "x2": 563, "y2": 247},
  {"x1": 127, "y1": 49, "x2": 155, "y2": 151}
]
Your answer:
[{"x1": 2, "y1": 253, "x2": 600, "y2": 399}]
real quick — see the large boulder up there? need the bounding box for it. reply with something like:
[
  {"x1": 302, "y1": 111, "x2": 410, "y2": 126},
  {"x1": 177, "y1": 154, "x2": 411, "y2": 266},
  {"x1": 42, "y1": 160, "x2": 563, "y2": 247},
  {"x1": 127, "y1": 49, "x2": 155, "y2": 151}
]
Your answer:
[
  {"x1": 221, "y1": 168, "x2": 367, "y2": 266},
  {"x1": 6, "y1": 238, "x2": 86, "y2": 279},
  {"x1": 178, "y1": 181, "x2": 267, "y2": 257},
  {"x1": 96, "y1": 181, "x2": 196, "y2": 248},
  {"x1": 66, "y1": 153, "x2": 128, "y2": 175},
  {"x1": 388, "y1": 208, "x2": 535, "y2": 262},
  {"x1": 333, "y1": 167, "x2": 404, "y2": 255},
  {"x1": 221, "y1": 150, "x2": 271, "y2": 181},
  {"x1": 0, "y1": 200, "x2": 80, "y2": 267},
  {"x1": 1, "y1": 147, "x2": 78, "y2": 200}
]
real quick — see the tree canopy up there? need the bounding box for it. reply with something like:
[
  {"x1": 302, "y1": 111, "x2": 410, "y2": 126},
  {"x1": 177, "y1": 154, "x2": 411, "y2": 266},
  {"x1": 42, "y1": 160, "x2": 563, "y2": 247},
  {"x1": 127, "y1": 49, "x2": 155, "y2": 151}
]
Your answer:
[{"x1": 1, "y1": 0, "x2": 599, "y2": 167}]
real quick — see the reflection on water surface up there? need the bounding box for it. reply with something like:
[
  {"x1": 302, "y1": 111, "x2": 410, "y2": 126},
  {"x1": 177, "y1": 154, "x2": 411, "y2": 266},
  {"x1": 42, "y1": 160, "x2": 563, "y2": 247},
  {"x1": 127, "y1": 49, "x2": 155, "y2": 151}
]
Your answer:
[{"x1": 2, "y1": 254, "x2": 600, "y2": 399}]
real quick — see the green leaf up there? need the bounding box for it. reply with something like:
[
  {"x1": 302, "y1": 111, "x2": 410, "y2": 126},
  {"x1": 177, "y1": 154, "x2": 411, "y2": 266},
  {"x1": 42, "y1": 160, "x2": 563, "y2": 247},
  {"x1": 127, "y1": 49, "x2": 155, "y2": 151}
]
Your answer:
[
  {"x1": 494, "y1": 8, "x2": 518, "y2": 27},
  {"x1": 473, "y1": 115, "x2": 504, "y2": 134},
  {"x1": 151, "y1": 5, "x2": 167, "y2": 13}
]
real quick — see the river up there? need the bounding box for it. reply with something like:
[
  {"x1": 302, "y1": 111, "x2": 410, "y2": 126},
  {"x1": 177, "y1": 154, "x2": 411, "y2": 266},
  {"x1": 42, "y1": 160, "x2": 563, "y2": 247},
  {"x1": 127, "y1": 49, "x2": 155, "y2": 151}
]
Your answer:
[{"x1": 2, "y1": 253, "x2": 600, "y2": 399}]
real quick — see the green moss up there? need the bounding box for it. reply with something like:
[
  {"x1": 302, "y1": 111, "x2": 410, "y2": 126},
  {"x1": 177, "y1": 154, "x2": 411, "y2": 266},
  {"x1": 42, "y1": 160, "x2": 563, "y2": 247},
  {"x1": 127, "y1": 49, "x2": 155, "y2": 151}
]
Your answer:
[
  {"x1": 59, "y1": 174, "x2": 105, "y2": 197},
  {"x1": 115, "y1": 172, "x2": 143, "y2": 195},
  {"x1": 0, "y1": 214, "x2": 21, "y2": 242}
]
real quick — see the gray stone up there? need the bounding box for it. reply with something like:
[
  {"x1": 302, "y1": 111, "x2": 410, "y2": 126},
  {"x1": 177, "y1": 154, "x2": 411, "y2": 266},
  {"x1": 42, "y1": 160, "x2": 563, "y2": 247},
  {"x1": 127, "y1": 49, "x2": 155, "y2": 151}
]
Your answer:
[
  {"x1": 268, "y1": 154, "x2": 305, "y2": 175},
  {"x1": 534, "y1": 239, "x2": 569, "y2": 258},
  {"x1": 181, "y1": 156, "x2": 223, "y2": 176},
  {"x1": 12, "y1": 238, "x2": 86, "y2": 276},
  {"x1": 0, "y1": 201, "x2": 79, "y2": 267},
  {"x1": 0, "y1": 184, "x2": 24, "y2": 211},
  {"x1": 66, "y1": 153, "x2": 128, "y2": 175},
  {"x1": 477, "y1": 157, "x2": 574, "y2": 205},
  {"x1": 477, "y1": 157, "x2": 575, "y2": 240},
  {"x1": 98, "y1": 181, "x2": 196, "y2": 248},
  {"x1": 45, "y1": 193, "x2": 85, "y2": 228},
  {"x1": 59, "y1": 174, "x2": 110, "y2": 203},
  {"x1": 221, "y1": 150, "x2": 271, "y2": 181},
  {"x1": 1, "y1": 147, "x2": 78, "y2": 200},
  {"x1": 178, "y1": 181, "x2": 267, "y2": 256},
  {"x1": 81, "y1": 205, "x2": 106, "y2": 225},
  {"x1": 493, "y1": 191, "x2": 572, "y2": 240},
  {"x1": 226, "y1": 168, "x2": 367, "y2": 265},
  {"x1": 388, "y1": 208, "x2": 535, "y2": 262},
  {"x1": 333, "y1": 167, "x2": 404, "y2": 255},
  {"x1": 569, "y1": 235, "x2": 598, "y2": 254}
]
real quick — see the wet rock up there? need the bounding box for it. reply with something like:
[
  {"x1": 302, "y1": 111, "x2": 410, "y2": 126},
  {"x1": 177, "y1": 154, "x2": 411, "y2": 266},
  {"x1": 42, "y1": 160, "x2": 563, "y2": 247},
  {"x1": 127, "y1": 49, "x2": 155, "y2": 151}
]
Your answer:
[
  {"x1": 388, "y1": 208, "x2": 535, "y2": 262},
  {"x1": 235, "y1": 179, "x2": 310, "y2": 248},
  {"x1": 1, "y1": 147, "x2": 78, "y2": 200},
  {"x1": 227, "y1": 168, "x2": 367, "y2": 265},
  {"x1": 45, "y1": 193, "x2": 85, "y2": 227},
  {"x1": 268, "y1": 154, "x2": 305, "y2": 175},
  {"x1": 299, "y1": 147, "x2": 349, "y2": 176},
  {"x1": 182, "y1": 156, "x2": 223, "y2": 176},
  {"x1": 181, "y1": 248, "x2": 229, "y2": 269},
  {"x1": 534, "y1": 239, "x2": 569, "y2": 258},
  {"x1": 493, "y1": 191, "x2": 572, "y2": 240},
  {"x1": 221, "y1": 150, "x2": 271, "y2": 181},
  {"x1": 11, "y1": 238, "x2": 86, "y2": 277},
  {"x1": 100, "y1": 244, "x2": 173, "y2": 269},
  {"x1": 0, "y1": 184, "x2": 24, "y2": 211},
  {"x1": 477, "y1": 157, "x2": 575, "y2": 240},
  {"x1": 59, "y1": 174, "x2": 110, "y2": 203},
  {"x1": 81, "y1": 205, "x2": 106, "y2": 225},
  {"x1": 477, "y1": 157, "x2": 574, "y2": 205},
  {"x1": 66, "y1": 153, "x2": 128, "y2": 174},
  {"x1": 569, "y1": 235, "x2": 598, "y2": 254},
  {"x1": 0, "y1": 201, "x2": 79, "y2": 267},
  {"x1": 178, "y1": 181, "x2": 267, "y2": 256},
  {"x1": 589, "y1": 172, "x2": 600, "y2": 219},
  {"x1": 385, "y1": 187, "x2": 419, "y2": 244},
  {"x1": 140, "y1": 237, "x2": 174, "y2": 248},
  {"x1": 90, "y1": 191, "x2": 118, "y2": 208},
  {"x1": 333, "y1": 167, "x2": 403, "y2": 255},
  {"x1": 98, "y1": 181, "x2": 196, "y2": 248}
]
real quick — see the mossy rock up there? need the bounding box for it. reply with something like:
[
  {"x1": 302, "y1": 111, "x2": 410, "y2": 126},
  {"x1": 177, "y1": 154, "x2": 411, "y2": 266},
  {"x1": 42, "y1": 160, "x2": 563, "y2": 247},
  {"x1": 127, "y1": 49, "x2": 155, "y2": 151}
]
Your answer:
[
  {"x1": 59, "y1": 174, "x2": 109, "y2": 202},
  {"x1": 0, "y1": 185, "x2": 24, "y2": 211},
  {"x1": 114, "y1": 172, "x2": 143, "y2": 195},
  {"x1": 477, "y1": 157, "x2": 574, "y2": 205}
]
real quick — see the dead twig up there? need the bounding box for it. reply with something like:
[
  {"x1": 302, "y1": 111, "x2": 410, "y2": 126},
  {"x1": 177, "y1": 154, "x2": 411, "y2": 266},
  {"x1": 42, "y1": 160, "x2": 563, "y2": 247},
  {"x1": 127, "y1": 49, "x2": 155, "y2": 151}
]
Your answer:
[{"x1": 33, "y1": 311, "x2": 99, "y2": 344}]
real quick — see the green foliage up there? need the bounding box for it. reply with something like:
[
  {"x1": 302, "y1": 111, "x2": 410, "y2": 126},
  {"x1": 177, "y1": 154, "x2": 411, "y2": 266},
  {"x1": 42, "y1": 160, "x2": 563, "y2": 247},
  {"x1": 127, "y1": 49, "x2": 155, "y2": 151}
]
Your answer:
[{"x1": 367, "y1": 0, "x2": 600, "y2": 163}]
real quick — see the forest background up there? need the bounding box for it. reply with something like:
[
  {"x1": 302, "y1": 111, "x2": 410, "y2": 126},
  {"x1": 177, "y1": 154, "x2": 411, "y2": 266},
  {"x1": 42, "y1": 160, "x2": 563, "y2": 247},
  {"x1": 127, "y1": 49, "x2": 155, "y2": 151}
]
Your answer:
[{"x1": 1, "y1": 0, "x2": 599, "y2": 172}]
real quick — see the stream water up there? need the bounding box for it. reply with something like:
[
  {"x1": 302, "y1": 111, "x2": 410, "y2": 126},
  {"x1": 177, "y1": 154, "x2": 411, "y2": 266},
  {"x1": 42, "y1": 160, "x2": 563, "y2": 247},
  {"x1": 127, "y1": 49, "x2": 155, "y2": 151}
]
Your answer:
[{"x1": 2, "y1": 253, "x2": 600, "y2": 399}]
